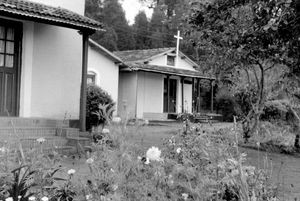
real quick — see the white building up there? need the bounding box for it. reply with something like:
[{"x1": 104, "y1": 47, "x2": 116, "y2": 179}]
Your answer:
[
  {"x1": 114, "y1": 48, "x2": 215, "y2": 120},
  {"x1": 0, "y1": 0, "x2": 102, "y2": 130}
]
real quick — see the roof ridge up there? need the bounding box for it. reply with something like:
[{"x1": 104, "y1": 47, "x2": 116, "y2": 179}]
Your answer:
[{"x1": 114, "y1": 47, "x2": 175, "y2": 53}]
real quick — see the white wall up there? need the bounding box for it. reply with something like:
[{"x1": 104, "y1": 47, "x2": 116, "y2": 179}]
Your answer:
[
  {"x1": 29, "y1": 23, "x2": 82, "y2": 119},
  {"x1": 19, "y1": 21, "x2": 34, "y2": 117},
  {"x1": 118, "y1": 72, "x2": 137, "y2": 119},
  {"x1": 136, "y1": 72, "x2": 164, "y2": 118},
  {"x1": 150, "y1": 55, "x2": 196, "y2": 71},
  {"x1": 29, "y1": 0, "x2": 85, "y2": 15},
  {"x1": 88, "y1": 47, "x2": 119, "y2": 112}
]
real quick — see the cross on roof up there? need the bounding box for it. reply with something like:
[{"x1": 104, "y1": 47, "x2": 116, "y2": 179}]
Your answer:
[{"x1": 174, "y1": 30, "x2": 183, "y2": 68}]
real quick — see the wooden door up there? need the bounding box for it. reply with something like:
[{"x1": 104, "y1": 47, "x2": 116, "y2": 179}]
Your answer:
[{"x1": 0, "y1": 21, "x2": 21, "y2": 116}]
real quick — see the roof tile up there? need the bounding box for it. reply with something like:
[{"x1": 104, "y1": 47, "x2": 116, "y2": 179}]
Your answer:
[{"x1": 0, "y1": 0, "x2": 103, "y2": 31}]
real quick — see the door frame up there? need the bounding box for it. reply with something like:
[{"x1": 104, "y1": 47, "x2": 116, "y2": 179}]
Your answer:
[
  {"x1": 163, "y1": 77, "x2": 177, "y2": 113},
  {"x1": 0, "y1": 18, "x2": 22, "y2": 117}
]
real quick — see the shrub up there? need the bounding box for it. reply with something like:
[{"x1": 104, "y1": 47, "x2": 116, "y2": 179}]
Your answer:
[
  {"x1": 86, "y1": 84, "x2": 115, "y2": 131},
  {"x1": 261, "y1": 99, "x2": 290, "y2": 121},
  {"x1": 215, "y1": 87, "x2": 237, "y2": 122}
]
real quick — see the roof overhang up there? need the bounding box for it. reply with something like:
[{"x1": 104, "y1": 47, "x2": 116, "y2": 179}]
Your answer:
[
  {"x1": 120, "y1": 63, "x2": 215, "y2": 80},
  {"x1": 89, "y1": 39, "x2": 123, "y2": 63},
  {"x1": 0, "y1": 0, "x2": 104, "y2": 33}
]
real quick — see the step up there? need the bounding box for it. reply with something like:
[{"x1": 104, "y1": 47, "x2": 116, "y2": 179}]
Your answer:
[
  {"x1": 0, "y1": 117, "x2": 69, "y2": 128},
  {"x1": 66, "y1": 136, "x2": 91, "y2": 147},
  {"x1": 0, "y1": 127, "x2": 59, "y2": 139},
  {"x1": 0, "y1": 136, "x2": 69, "y2": 150}
]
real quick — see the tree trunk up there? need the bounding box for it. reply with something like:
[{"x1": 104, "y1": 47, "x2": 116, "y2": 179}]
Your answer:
[{"x1": 289, "y1": 107, "x2": 300, "y2": 148}]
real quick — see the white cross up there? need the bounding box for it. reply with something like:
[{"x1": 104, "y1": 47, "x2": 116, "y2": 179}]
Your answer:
[{"x1": 174, "y1": 30, "x2": 183, "y2": 67}]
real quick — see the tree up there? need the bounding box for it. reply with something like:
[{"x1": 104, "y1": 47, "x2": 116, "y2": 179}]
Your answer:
[
  {"x1": 133, "y1": 11, "x2": 151, "y2": 49},
  {"x1": 188, "y1": 0, "x2": 299, "y2": 141},
  {"x1": 102, "y1": 0, "x2": 135, "y2": 50}
]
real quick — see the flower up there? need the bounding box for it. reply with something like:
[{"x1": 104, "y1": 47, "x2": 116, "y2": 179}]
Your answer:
[
  {"x1": 0, "y1": 146, "x2": 8, "y2": 153},
  {"x1": 5, "y1": 197, "x2": 13, "y2": 201},
  {"x1": 144, "y1": 119, "x2": 149, "y2": 125},
  {"x1": 146, "y1": 146, "x2": 162, "y2": 162},
  {"x1": 256, "y1": 141, "x2": 261, "y2": 147},
  {"x1": 28, "y1": 196, "x2": 36, "y2": 201},
  {"x1": 86, "y1": 194, "x2": 92, "y2": 200},
  {"x1": 67, "y1": 169, "x2": 76, "y2": 175},
  {"x1": 144, "y1": 157, "x2": 150, "y2": 165},
  {"x1": 112, "y1": 184, "x2": 118, "y2": 191},
  {"x1": 176, "y1": 147, "x2": 181, "y2": 154},
  {"x1": 102, "y1": 128, "x2": 110, "y2": 134},
  {"x1": 36, "y1": 137, "x2": 46, "y2": 144},
  {"x1": 182, "y1": 193, "x2": 189, "y2": 200},
  {"x1": 41, "y1": 197, "x2": 49, "y2": 201},
  {"x1": 86, "y1": 158, "x2": 94, "y2": 164},
  {"x1": 112, "y1": 117, "x2": 121, "y2": 123},
  {"x1": 137, "y1": 156, "x2": 142, "y2": 160}
]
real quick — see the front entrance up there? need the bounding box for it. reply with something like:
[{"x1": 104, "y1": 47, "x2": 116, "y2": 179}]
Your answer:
[
  {"x1": 0, "y1": 20, "x2": 21, "y2": 116},
  {"x1": 163, "y1": 78, "x2": 177, "y2": 113}
]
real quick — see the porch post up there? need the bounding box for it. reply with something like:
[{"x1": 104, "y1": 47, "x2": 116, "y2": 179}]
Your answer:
[
  {"x1": 79, "y1": 32, "x2": 89, "y2": 132},
  {"x1": 211, "y1": 80, "x2": 214, "y2": 113},
  {"x1": 181, "y1": 77, "x2": 185, "y2": 113},
  {"x1": 198, "y1": 78, "x2": 201, "y2": 113},
  {"x1": 192, "y1": 77, "x2": 195, "y2": 113},
  {"x1": 167, "y1": 75, "x2": 170, "y2": 112}
]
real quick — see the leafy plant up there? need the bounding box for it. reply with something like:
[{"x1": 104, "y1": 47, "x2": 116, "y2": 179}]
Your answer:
[{"x1": 86, "y1": 84, "x2": 115, "y2": 131}]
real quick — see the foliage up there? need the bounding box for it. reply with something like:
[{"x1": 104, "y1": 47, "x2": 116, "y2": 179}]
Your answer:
[
  {"x1": 133, "y1": 11, "x2": 151, "y2": 49},
  {"x1": 215, "y1": 87, "x2": 238, "y2": 122},
  {"x1": 186, "y1": 0, "x2": 300, "y2": 140},
  {"x1": 86, "y1": 84, "x2": 115, "y2": 131},
  {"x1": 80, "y1": 119, "x2": 278, "y2": 201}
]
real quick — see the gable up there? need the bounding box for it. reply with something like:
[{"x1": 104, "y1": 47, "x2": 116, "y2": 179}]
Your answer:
[{"x1": 149, "y1": 53, "x2": 197, "y2": 71}]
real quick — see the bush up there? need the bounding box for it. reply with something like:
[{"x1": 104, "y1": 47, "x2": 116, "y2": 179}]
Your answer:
[
  {"x1": 86, "y1": 84, "x2": 115, "y2": 131},
  {"x1": 261, "y1": 99, "x2": 290, "y2": 121},
  {"x1": 215, "y1": 88, "x2": 237, "y2": 122}
]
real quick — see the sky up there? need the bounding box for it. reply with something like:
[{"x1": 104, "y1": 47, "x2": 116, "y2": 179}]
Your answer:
[{"x1": 121, "y1": 0, "x2": 153, "y2": 25}]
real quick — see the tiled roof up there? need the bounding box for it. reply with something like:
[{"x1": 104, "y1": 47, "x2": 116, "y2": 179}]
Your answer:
[
  {"x1": 114, "y1": 48, "x2": 174, "y2": 62},
  {"x1": 0, "y1": 0, "x2": 103, "y2": 31},
  {"x1": 121, "y1": 62, "x2": 213, "y2": 79}
]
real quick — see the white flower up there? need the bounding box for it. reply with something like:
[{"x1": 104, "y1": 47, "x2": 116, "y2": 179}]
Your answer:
[
  {"x1": 5, "y1": 197, "x2": 13, "y2": 201},
  {"x1": 86, "y1": 158, "x2": 94, "y2": 164},
  {"x1": 137, "y1": 156, "x2": 142, "y2": 160},
  {"x1": 146, "y1": 146, "x2": 162, "y2": 162},
  {"x1": 86, "y1": 194, "x2": 92, "y2": 200},
  {"x1": 176, "y1": 147, "x2": 182, "y2": 154},
  {"x1": 67, "y1": 169, "x2": 76, "y2": 175},
  {"x1": 102, "y1": 128, "x2": 110, "y2": 134},
  {"x1": 28, "y1": 196, "x2": 36, "y2": 201},
  {"x1": 0, "y1": 147, "x2": 8, "y2": 153},
  {"x1": 112, "y1": 184, "x2": 118, "y2": 191},
  {"x1": 112, "y1": 117, "x2": 122, "y2": 123},
  {"x1": 256, "y1": 141, "x2": 261, "y2": 147},
  {"x1": 36, "y1": 137, "x2": 46, "y2": 144},
  {"x1": 182, "y1": 193, "x2": 189, "y2": 200},
  {"x1": 144, "y1": 157, "x2": 150, "y2": 165},
  {"x1": 18, "y1": 196, "x2": 22, "y2": 200},
  {"x1": 41, "y1": 196, "x2": 49, "y2": 201},
  {"x1": 144, "y1": 119, "x2": 149, "y2": 125}
]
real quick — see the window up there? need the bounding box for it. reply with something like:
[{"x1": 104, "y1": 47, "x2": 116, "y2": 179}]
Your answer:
[
  {"x1": 87, "y1": 72, "x2": 96, "y2": 84},
  {"x1": 167, "y1": 55, "x2": 175, "y2": 66}
]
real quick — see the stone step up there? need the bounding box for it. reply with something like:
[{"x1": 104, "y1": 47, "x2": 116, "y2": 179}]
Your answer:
[
  {"x1": 0, "y1": 136, "x2": 69, "y2": 150},
  {"x1": 66, "y1": 136, "x2": 91, "y2": 147},
  {"x1": 0, "y1": 127, "x2": 59, "y2": 138},
  {"x1": 0, "y1": 117, "x2": 69, "y2": 128}
]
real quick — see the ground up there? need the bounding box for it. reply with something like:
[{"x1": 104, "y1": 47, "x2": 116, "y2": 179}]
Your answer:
[{"x1": 63, "y1": 122, "x2": 300, "y2": 200}]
